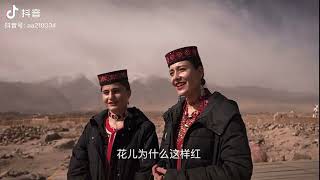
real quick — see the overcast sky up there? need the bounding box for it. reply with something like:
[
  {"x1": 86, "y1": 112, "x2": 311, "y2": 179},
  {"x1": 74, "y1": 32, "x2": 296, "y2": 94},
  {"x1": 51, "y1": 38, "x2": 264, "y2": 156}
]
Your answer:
[{"x1": 0, "y1": 0, "x2": 319, "y2": 94}]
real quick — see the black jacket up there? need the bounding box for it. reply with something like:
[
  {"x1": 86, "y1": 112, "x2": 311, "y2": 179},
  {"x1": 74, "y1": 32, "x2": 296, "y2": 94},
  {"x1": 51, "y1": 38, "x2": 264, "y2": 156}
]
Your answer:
[
  {"x1": 67, "y1": 107, "x2": 159, "y2": 180},
  {"x1": 158, "y1": 91, "x2": 253, "y2": 180}
]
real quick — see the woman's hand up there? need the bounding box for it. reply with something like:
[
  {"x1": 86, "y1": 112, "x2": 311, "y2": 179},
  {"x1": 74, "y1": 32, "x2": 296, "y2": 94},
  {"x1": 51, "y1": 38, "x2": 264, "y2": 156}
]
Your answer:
[
  {"x1": 156, "y1": 166, "x2": 167, "y2": 175},
  {"x1": 152, "y1": 164, "x2": 167, "y2": 180}
]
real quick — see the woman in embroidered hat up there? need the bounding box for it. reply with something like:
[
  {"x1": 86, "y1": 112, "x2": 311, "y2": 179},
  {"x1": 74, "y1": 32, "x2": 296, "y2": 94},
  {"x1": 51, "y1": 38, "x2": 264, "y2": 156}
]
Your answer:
[
  {"x1": 68, "y1": 69, "x2": 159, "y2": 180},
  {"x1": 152, "y1": 46, "x2": 253, "y2": 180}
]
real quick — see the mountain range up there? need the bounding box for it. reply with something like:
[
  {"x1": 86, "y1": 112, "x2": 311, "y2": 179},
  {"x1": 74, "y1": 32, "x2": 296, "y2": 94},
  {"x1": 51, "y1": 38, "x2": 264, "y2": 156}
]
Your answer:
[{"x1": 0, "y1": 75, "x2": 318, "y2": 113}]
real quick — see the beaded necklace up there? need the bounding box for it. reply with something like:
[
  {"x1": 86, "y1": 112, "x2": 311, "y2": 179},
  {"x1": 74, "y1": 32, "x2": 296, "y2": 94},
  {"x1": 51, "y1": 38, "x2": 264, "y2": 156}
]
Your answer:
[{"x1": 176, "y1": 95, "x2": 208, "y2": 170}]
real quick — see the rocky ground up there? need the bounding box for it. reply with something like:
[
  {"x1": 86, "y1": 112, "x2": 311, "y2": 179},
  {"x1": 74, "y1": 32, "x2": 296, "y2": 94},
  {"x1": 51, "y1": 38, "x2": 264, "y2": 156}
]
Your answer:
[
  {"x1": 0, "y1": 112, "x2": 318, "y2": 179},
  {"x1": 0, "y1": 121, "x2": 82, "y2": 180},
  {"x1": 244, "y1": 113, "x2": 319, "y2": 163}
]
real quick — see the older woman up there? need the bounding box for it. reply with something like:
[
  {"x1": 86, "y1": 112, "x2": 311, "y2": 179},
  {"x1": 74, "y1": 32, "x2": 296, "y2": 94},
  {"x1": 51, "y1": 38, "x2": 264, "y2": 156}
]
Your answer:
[
  {"x1": 152, "y1": 46, "x2": 253, "y2": 180},
  {"x1": 68, "y1": 69, "x2": 159, "y2": 180}
]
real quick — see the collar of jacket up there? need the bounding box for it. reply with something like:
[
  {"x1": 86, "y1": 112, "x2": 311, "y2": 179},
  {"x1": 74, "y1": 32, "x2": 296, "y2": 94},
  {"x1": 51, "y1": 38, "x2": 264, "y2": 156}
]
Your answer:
[
  {"x1": 163, "y1": 91, "x2": 240, "y2": 135},
  {"x1": 90, "y1": 107, "x2": 148, "y2": 136}
]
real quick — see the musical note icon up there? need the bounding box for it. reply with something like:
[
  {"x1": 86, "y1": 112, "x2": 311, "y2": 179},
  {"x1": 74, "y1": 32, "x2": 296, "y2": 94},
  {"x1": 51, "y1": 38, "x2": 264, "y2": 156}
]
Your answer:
[{"x1": 6, "y1": 5, "x2": 19, "y2": 20}]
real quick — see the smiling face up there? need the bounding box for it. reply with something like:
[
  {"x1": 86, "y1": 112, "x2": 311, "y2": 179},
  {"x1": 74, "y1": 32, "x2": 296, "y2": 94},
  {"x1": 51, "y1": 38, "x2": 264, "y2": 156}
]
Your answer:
[
  {"x1": 169, "y1": 60, "x2": 203, "y2": 97},
  {"x1": 101, "y1": 82, "x2": 131, "y2": 114}
]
